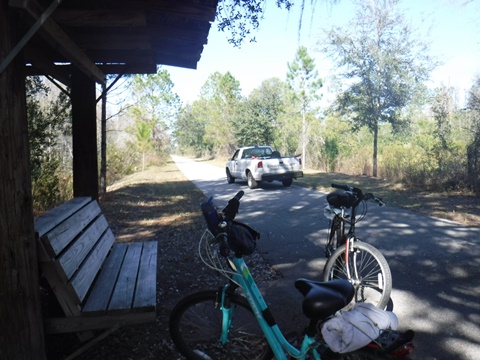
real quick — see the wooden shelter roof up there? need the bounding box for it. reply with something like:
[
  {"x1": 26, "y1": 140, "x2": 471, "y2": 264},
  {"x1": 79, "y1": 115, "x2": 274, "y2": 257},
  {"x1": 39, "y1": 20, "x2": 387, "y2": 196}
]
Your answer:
[{"x1": 10, "y1": 0, "x2": 218, "y2": 86}]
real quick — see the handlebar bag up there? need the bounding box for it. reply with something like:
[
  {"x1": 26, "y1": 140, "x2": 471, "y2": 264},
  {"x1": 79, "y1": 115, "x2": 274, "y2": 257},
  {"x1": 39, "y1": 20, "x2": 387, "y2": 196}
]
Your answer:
[
  {"x1": 227, "y1": 221, "x2": 259, "y2": 256},
  {"x1": 327, "y1": 191, "x2": 356, "y2": 208}
]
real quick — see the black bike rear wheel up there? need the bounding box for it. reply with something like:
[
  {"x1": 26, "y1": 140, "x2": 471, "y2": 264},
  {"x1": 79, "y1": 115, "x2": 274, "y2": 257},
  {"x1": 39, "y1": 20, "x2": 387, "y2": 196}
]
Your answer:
[
  {"x1": 169, "y1": 290, "x2": 273, "y2": 360},
  {"x1": 323, "y1": 242, "x2": 392, "y2": 310}
]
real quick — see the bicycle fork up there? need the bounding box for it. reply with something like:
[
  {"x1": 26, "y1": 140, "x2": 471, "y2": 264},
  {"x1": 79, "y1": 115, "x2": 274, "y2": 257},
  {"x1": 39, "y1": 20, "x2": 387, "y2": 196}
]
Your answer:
[
  {"x1": 344, "y1": 236, "x2": 354, "y2": 279},
  {"x1": 344, "y1": 239, "x2": 385, "y2": 292}
]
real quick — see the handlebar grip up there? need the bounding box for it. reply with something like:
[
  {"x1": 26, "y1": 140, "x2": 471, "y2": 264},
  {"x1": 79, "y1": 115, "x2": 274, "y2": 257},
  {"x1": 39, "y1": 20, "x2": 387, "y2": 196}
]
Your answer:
[
  {"x1": 222, "y1": 191, "x2": 244, "y2": 221},
  {"x1": 331, "y1": 183, "x2": 352, "y2": 191},
  {"x1": 234, "y1": 191, "x2": 244, "y2": 201}
]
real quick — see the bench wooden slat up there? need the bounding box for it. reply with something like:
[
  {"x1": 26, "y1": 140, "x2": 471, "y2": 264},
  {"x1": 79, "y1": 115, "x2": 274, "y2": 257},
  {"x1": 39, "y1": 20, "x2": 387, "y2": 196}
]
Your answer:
[
  {"x1": 82, "y1": 243, "x2": 128, "y2": 314},
  {"x1": 71, "y1": 229, "x2": 116, "y2": 303},
  {"x1": 59, "y1": 215, "x2": 109, "y2": 280},
  {"x1": 39, "y1": 200, "x2": 102, "y2": 258},
  {"x1": 34, "y1": 197, "x2": 91, "y2": 238},
  {"x1": 108, "y1": 243, "x2": 143, "y2": 311},
  {"x1": 45, "y1": 312, "x2": 156, "y2": 334},
  {"x1": 133, "y1": 241, "x2": 157, "y2": 310}
]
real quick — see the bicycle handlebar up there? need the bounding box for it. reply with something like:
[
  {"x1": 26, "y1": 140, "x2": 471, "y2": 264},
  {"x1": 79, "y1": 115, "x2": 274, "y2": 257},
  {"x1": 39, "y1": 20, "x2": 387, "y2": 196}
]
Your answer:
[
  {"x1": 331, "y1": 183, "x2": 353, "y2": 192},
  {"x1": 234, "y1": 190, "x2": 244, "y2": 201},
  {"x1": 331, "y1": 183, "x2": 384, "y2": 207},
  {"x1": 222, "y1": 191, "x2": 244, "y2": 221}
]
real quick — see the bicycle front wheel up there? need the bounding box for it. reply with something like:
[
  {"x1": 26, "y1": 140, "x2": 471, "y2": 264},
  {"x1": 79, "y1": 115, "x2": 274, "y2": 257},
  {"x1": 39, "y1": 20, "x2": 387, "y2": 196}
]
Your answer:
[
  {"x1": 323, "y1": 242, "x2": 392, "y2": 310},
  {"x1": 169, "y1": 290, "x2": 273, "y2": 360}
]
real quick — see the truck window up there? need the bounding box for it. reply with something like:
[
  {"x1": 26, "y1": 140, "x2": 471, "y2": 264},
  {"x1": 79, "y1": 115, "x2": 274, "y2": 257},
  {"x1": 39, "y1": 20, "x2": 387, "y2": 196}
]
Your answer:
[{"x1": 231, "y1": 150, "x2": 240, "y2": 160}]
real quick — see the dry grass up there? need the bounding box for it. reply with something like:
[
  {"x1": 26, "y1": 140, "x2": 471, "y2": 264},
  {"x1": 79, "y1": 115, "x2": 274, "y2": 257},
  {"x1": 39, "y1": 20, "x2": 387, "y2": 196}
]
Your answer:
[{"x1": 297, "y1": 170, "x2": 480, "y2": 226}]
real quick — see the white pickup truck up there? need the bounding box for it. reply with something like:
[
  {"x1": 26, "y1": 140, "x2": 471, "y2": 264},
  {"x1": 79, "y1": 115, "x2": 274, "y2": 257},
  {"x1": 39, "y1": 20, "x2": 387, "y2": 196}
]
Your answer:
[{"x1": 226, "y1": 146, "x2": 303, "y2": 189}]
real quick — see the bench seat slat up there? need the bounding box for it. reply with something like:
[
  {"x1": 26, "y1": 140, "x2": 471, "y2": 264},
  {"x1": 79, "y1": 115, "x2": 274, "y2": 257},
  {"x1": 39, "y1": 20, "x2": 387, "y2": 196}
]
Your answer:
[
  {"x1": 133, "y1": 241, "x2": 158, "y2": 310},
  {"x1": 59, "y1": 215, "x2": 109, "y2": 280},
  {"x1": 82, "y1": 243, "x2": 128, "y2": 314},
  {"x1": 71, "y1": 229, "x2": 116, "y2": 303},
  {"x1": 108, "y1": 243, "x2": 143, "y2": 311}
]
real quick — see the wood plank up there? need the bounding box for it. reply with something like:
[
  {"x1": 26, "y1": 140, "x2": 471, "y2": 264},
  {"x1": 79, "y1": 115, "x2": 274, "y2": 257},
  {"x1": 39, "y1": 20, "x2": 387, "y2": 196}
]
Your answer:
[
  {"x1": 41, "y1": 200, "x2": 102, "y2": 258},
  {"x1": 108, "y1": 243, "x2": 143, "y2": 311},
  {"x1": 58, "y1": 215, "x2": 109, "y2": 280},
  {"x1": 70, "y1": 229, "x2": 115, "y2": 303},
  {"x1": 45, "y1": 311, "x2": 156, "y2": 334},
  {"x1": 133, "y1": 241, "x2": 157, "y2": 310},
  {"x1": 34, "y1": 197, "x2": 91, "y2": 238},
  {"x1": 53, "y1": 9, "x2": 146, "y2": 27},
  {"x1": 82, "y1": 243, "x2": 128, "y2": 314},
  {"x1": 71, "y1": 67, "x2": 99, "y2": 199}
]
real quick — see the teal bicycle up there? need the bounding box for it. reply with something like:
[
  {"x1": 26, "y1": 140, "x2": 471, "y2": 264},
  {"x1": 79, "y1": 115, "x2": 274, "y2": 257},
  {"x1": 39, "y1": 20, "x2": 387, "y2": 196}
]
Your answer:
[{"x1": 169, "y1": 191, "x2": 414, "y2": 360}]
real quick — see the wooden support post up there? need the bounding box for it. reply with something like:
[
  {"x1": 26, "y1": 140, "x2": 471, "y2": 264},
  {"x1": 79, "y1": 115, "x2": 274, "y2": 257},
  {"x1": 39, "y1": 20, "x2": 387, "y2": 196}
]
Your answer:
[
  {"x1": 71, "y1": 67, "x2": 99, "y2": 200},
  {"x1": 0, "y1": 1, "x2": 46, "y2": 359}
]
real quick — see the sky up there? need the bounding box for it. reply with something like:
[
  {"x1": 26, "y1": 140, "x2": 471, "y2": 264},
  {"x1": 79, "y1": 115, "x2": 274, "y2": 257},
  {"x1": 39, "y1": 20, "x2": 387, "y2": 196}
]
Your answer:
[{"x1": 164, "y1": 0, "x2": 480, "y2": 106}]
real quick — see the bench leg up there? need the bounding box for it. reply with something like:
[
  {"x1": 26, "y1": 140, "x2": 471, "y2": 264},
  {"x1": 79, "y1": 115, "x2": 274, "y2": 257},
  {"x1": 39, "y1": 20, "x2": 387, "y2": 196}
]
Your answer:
[{"x1": 64, "y1": 324, "x2": 121, "y2": 360}]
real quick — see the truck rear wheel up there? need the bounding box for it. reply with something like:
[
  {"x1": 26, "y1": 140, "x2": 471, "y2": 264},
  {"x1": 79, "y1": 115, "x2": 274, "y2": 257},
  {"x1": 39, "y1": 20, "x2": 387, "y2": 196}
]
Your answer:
[
  {"x1": 247, "y1": 172, "x2": 258, "y2": 189},
  {"x1": 226, "y1": 169, "x2": 235, "y2": 184},
  {"x1": 282, "y1": 179, "x2": 293, "y2": 187}
]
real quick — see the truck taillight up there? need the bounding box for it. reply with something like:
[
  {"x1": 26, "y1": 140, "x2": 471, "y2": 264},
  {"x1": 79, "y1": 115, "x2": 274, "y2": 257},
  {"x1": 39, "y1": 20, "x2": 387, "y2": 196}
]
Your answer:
[{"x1": 257, "y1": 161, "x2": 263, "y2": 169}]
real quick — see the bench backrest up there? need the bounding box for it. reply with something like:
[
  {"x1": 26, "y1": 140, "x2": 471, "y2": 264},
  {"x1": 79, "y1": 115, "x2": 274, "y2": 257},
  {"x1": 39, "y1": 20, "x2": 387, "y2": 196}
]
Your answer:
[{"x1": 35, "y1": 197, "x2": 115, "y2": 312}]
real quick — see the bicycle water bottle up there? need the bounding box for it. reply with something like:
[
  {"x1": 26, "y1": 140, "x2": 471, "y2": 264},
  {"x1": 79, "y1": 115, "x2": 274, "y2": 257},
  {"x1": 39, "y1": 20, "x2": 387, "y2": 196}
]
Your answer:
[{"x1": 201, "y1": 197, "x2": 220, "y2": 234}]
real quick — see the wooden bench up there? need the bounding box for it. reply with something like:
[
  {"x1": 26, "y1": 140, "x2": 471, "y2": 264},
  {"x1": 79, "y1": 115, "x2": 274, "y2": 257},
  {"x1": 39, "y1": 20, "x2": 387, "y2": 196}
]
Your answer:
[{"x1": 34, "y1": 197, "x2": 157, "y2": 356}]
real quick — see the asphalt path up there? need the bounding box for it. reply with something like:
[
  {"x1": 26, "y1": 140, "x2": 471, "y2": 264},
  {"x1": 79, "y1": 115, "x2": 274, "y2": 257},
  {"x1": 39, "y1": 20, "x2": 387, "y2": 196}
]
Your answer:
[{"x1": 171, "y1": 155, "x2": 480, "y2": 360}]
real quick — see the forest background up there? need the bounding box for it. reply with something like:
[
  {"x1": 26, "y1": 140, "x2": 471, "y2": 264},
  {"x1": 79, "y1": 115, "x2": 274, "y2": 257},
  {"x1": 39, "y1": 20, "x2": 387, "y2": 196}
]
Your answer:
[{"x1": 27, "y1": 0, "x2": 480, "y2": 216}]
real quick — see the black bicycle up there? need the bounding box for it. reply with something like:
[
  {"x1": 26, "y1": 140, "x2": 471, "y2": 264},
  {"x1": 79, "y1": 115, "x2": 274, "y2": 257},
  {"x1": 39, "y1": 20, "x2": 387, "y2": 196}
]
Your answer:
[{"x1": 322, "y1": 183, "x2": 392, "y2": 310}]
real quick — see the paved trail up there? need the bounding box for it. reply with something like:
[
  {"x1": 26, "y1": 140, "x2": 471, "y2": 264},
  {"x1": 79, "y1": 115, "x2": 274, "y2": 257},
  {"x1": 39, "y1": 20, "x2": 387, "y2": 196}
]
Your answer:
[{"x1": 172, "y1": 155, "x2": 480, "y2": 360}]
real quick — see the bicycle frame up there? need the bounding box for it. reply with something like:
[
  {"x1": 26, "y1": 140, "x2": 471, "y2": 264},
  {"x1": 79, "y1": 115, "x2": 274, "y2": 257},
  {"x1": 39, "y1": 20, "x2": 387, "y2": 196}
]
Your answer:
[{"x1": 220, "y1": 255, "x2": 325, "y2": 360}]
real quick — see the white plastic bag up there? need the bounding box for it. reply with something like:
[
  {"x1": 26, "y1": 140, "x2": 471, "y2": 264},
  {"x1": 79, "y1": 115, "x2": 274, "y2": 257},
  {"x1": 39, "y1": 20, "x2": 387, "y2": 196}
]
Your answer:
[{"x1": 321, "y1": 302, "x2": 398, "y2": 353}]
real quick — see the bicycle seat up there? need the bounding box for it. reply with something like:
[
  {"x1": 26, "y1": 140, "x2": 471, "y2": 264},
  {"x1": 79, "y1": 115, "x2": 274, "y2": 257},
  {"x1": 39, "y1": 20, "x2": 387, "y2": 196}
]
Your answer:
[
  {"x1": 327, "y1": 191, "x2": 356, "y2": 208},
  {"x1": 295, "y1": 279, "x2": 354, "y2": 320}
]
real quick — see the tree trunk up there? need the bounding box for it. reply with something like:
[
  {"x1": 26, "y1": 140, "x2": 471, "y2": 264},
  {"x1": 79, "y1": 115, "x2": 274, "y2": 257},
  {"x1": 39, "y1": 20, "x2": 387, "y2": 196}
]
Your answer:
[
  {"x1": 0, "y1": 1, "x2": 46, "y2": 358},
  {"x1": 373, "y1": 122, "x2": 378, "y2": 177},
  {"x1": 302, "y1": 110, "x2": 307, "y2": 170}
]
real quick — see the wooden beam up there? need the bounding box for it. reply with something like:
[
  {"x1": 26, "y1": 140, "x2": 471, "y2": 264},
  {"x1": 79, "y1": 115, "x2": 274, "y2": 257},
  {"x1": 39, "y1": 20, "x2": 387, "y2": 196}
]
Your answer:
[
  {"x1": 11, "y1": 0, "x2": 105, "y2": 84},
  {"x1": 84, "y1": 50, "x2": 154, "y2": 64},
  {"x1": 0, "y1": 0, "x2": 62, "y2": 74},
  {"x1": 71, "y1": 67, "x2": 99, "y2": 199},
  {"x1": 53, "y1": 9, "x2": 146, "y2": 27},
  {"x1": 0, "y1": 1, "x2": 46, "y2": 358},
  {"x1": 97, "y1": 63, "x2": 157, "y2": 75},
  {"x1": 124, "y1": 0, "x2": 218, "y2": 22},
  {"x1": 24, "y1": 45, "x2": 71, "y2": 86}
]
